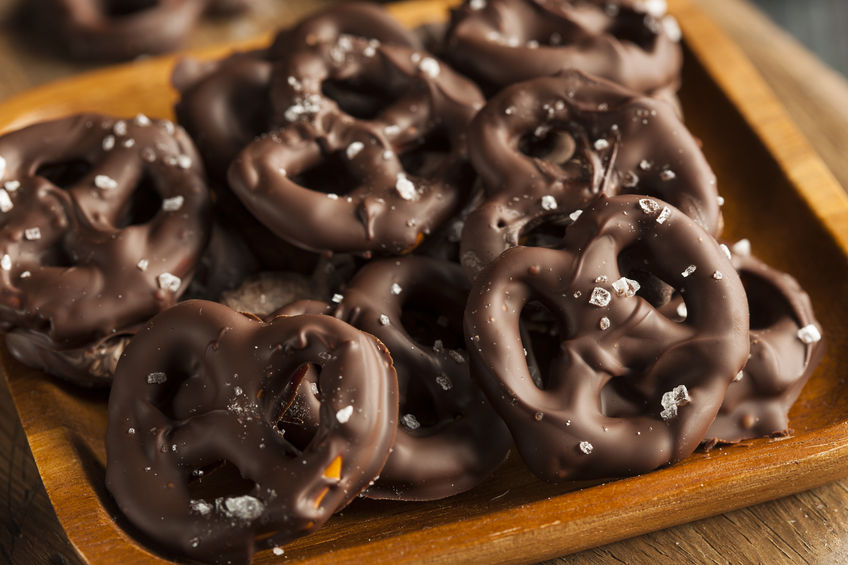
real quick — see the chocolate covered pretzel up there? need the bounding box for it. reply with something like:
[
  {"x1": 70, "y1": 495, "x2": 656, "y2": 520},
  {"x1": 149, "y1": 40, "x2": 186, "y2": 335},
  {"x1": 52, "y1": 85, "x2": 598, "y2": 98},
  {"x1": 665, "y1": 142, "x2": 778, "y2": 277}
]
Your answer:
[
  {"x1": 460, "y1": 71, "x2": 721, "y2": 277},
  {"x1": 703, "y1": 249, "x2": 824, "y2": 444},
  {"x1": 0, "y1": 113, "x2": 210, "y2": 384},
  {"x1": 444, "y1": 0, "x2": 682, "y2": 94},
  {"x1": 465, "y1": 195, "x2": 748, "y2": 481},
  {"x1": 34, "y1": 0, "x2": 206, "y2": 60},
  {"x1": 277, "y1": 256, "x2": 512, "y2": 501},
  {"x1": 229, "y1": 36, "x2": 483, "y2": 255},
  {"x1": 106, "y1": 300, "x2": 398, "y2": 564}
]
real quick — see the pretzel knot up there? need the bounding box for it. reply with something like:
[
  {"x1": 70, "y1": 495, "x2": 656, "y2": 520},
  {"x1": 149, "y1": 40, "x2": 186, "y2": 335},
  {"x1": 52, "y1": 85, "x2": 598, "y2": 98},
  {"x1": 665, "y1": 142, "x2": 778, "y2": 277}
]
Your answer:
[
  {"x1": 106, "y1": 300, "x2": 398, "y2": 565},
  {"x1": 702, "y1": 250, "x2": 824, "y2": 445},
  {"x1": 0, "y1": 113, "x2": 211, "y2": 385},
  {"x1": 278, "y1": 256, "x2": 512, "y2": 501},
  {"x1": 445, "y1": 0, "x2": 682, "y2": 94},
  {"x1": 464, "y1": 195, "x2": 749, "y2": 481},
  {"x1": 229, "y1": 35, "x2": 483, "y2": 255},
  {"x1": 460, "y1": 71, "x2": 721, "y2": 277}
]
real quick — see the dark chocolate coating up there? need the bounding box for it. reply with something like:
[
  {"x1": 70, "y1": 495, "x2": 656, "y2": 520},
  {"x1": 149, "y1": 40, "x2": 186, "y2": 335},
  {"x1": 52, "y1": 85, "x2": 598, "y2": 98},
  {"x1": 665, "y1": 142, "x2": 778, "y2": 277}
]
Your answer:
[
  {"x1": 0, "y1": 113, "x2": 211, "y2": 385},
  {"x1": 444, "y1": 0, "x2": 682, "y2": 95},
  {"x1": 703, "y1": 251, "x2": 824, "y2": 444},
  {"x1": 465, "y1": 195, "x2": 749, "y2": 481},
  {"x1": 280, "y1": 257, "x2": 512, "y2": 501},
  {"x1": 106, "y1": 300, "x2": 398, "y2": 565},
  {"x1": 35, "y1": 0, "x2": 206, "y2": 60},
  {"x1": 460, "y1": 71, "x2": 721, "y2": 277},
  {"x1": 267, "y1": 2, "x2": 421, "y2": 59},
  {"x1": 230, "y1": 38, "x2": 483, "y2": 255}
]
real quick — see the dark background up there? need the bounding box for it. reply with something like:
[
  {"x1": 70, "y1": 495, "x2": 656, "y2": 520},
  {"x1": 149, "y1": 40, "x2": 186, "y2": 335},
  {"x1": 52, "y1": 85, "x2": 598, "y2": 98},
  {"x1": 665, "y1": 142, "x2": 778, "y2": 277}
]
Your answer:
[{"x1": 751, "y1": 0, "x2": 848, "y2": 77}]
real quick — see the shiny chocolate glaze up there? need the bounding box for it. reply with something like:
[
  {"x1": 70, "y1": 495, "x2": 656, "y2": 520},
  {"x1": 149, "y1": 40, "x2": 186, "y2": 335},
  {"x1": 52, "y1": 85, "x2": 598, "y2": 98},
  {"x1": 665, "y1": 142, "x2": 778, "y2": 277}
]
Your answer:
[
  {"x1": 278, "y1": 256, "x2": 512, "y2": 501},
  {"x1": 106, "y1": 300, "x2": 398, "y2": 564},
  {"x1": 703, "y1": 250, "x2": 824, "y2": 444},
  {"x1": 460, "y1": 71, "x2": 721, "y2": 277},
  {"x1": 465, "y1": 195, "x2": 749, "y2": 481},
  {"x1": 444, "y1": 0, "x2": 682, "y2": 95},
  {"x1": 0, "y1": 113, "x2": 211, "y2": 385}
]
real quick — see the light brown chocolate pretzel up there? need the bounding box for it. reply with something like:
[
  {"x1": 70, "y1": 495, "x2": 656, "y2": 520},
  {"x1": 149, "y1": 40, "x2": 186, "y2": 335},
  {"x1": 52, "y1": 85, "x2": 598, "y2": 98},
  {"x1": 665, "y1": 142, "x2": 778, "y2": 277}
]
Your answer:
[
  {"x1": 460, "y1": 71, "x2": 721, "y2": 277},
  {"x1": 106, "y1": 300, "x2": 398, "y2": 564},
  {"x1": 444, "y1": 0, "x2": 682, "y2": 94},
  {"x1": 0, "y1": 113, "x2": 211, "y2": 385},
  {"x1": 229, "y1": 36, "x2": 483, "y2": 255},
  {"x1": 465, "y1": 195, "x2": 749, "y2": 481},
  {"x1": 277, "y1": 256, "x2": 512, "y2": 501}
]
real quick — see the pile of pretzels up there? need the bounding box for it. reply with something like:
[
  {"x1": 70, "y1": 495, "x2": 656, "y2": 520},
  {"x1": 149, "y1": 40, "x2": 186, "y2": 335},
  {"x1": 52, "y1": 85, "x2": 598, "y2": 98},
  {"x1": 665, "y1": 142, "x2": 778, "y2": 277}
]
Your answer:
[{"x1": 0, "y1": 2, "x2": 823, "y2": 563}]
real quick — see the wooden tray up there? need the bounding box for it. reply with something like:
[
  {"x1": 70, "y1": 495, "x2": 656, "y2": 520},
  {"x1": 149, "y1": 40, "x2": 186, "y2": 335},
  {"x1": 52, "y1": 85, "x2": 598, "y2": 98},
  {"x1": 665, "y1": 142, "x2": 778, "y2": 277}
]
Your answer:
[{"x1": 1, "y1": 0, "x2": 847, "y2": 563}]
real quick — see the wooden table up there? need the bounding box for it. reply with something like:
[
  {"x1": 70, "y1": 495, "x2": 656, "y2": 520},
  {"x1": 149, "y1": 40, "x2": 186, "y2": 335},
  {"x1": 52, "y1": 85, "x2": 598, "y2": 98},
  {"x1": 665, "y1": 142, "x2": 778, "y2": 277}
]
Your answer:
[{"x1": 0, "y1": 0, "x2": 847, "y2": 563}]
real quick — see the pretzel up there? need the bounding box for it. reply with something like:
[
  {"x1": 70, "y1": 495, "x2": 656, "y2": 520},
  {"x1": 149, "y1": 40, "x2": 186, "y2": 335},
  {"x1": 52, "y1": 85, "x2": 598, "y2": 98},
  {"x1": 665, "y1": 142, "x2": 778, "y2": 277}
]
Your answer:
[
  {"x1": 229, "y1": 36, "x2": 483, "y2": 255},
  {"x1": 444, "y1": 0, "x2": 682, "y2": 94},
  {"x1": 460, "y1": 71, "x2": 721, "y2": 277},
  {"x1": 0, "y1": 113, "x2": 210, "y2": 384},
  {"x1": 277, "y1": 256, "x2": 512, "y2": 501},
  {"x1": 464, "y1": 195, "x2": 749, "y2": 481},
  {"x1": 35, "y1": 0, "x2": 206, "y2": 60},
  {"x1": 106, "y1": 300, "x2": 398, "y2": 564},
  {"x1": 701, "y1": 249, "x2": 823, "y2": 445}
]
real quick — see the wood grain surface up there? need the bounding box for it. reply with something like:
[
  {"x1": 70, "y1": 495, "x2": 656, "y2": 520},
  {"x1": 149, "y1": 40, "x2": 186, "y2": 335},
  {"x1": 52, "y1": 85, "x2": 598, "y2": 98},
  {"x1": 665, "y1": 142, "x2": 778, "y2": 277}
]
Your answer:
[{"x1": 0, "y1": 0, "x2": 847, "y2": 564}]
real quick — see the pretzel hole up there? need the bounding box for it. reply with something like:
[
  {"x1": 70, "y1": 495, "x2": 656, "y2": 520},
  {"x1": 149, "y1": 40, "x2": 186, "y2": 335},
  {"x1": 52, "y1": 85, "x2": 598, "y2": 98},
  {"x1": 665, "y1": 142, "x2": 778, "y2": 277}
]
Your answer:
[
  {"x1": 40, "y1": 241, "x2": 76, "y2": 268},
  {"x1": 608, "y1": 13, "x2": 658, "y2": 50},
  {"x1": 322, "y1": 78, "x2": 402, "y2": 120},
  {"x1": 519, "y1": 214, "x2": 570, "y2": 249},
  {"x1": 617, "y1": 247, "x2": 675, "y2": 309},
  {"x1": 740, "y1": 271, "x2": 787, "y2": 330},
  {"x1": 323, "y1": 455, "x2": 342, "y2": 481},
  {"x1": 115, "y1": 173, "x2": 162, "y2": 228},
  {"x1": 264, "y1": 363, "x2": 320, "y2": 451},
  {"x1": 36, "y1": 159, "x2": 93, "y2": 189},
  {"x1": 520, "y1": 300, "x2": 569, "y2": 390},
  {"x1": 400, "y1": 290, "x2": 465, "y2": 350},
  {"x1": 399, "y1": 128, "x2": 452, "y2": 178},
  {"x1": 104, "y1": 0, "x2": 158, "y2": 17},
  {"x1": 518, "y1": 125, "x2": 576, "y2": 165},
  {"x1": 186, "y1": 459, "x2": 257, "y2": 501},
  {"x1": 402, "y1": 379, "x2": 442, "y2": 429},
  {"x1": 295, "y1": 151, "x2": 360, "y2": 196}
]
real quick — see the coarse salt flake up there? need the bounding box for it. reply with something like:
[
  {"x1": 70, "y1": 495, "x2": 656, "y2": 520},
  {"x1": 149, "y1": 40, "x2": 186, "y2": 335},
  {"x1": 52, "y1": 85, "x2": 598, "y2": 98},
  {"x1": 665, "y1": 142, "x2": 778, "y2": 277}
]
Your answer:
[
  {"x1": 4, "y1": 180, "x2": 20, "y2": 192},
  {"x1": 331, "y1": 293, "x2": 344, "y2": 303},
  {"x1": 681, "y1": 265, "x2": 697, "y2": 278},
  {"x1": 569, "y1": 209, "x2": 583, "y2": 222},
  {"x1": 147, "y1": 372, "x2": 167, "y2": 384},
  {"x1": 639, "y1": 159, "x2": 652, "y2": 171},
  {"x1": 24, "y1": 227, "x2": 41, "y2": 240},
  {"x1": 402, "y1": 413, "x2": 421, "y2": 430},
  {"x1": 578, "y1": 441, "x2": 594, "y2": 454},
  {"x1": 390, "y1": 283, "x2": 402, "y2": 295},
  {"x1": 113, "y1": 121, "x2": 128, "y2": 136},
  {"x1": 612, "y1": 277, "x2": 641, "y2": 297},
  {"x1": 599, "y1": 317, "x2": 611, "y2": 330},
  {"x1": 134, "y1": 113, "x2": 151, "y2": 126},
  {"x1": 102, "y1": 135, "x2": 116, "y2": 151},
  {"x1": 418, "y1": 57, "x2": 440, "y2": 77},
  {"x1": 639, "y1": 198, "x2": 660, "y2": 214},
  {"x1": 162, "y1": 195, "x2": 184, "y2": 211},
  {"x1": 0, "y1": 189, "x2": 12, "y2": 213},
  {"x1": 395, "y1": 173, "x2": 416, "y2": 200},
  {"x1": 336, "y1": 405, "x2": 354, "y2": 423},
  {"x1": 436, "y1": 374, "x2": 453, "y2": 390},
  {"x1": 157, "y1": 272, "x2": 181, "y2": 292},
  {"x1": 137, "y1": 258, "x2": 149, "y2": 271},
  {"x1": 219, "y1": 495, "x2": 265, "y2": 521},
  {"x1": 19, "y1": 271, "x2": 30, "y2": 279},
  {"x1": 379, "y1": 314, "x2": 390, "y2": 326},
  {"x1": 712, "y1": 270, "x2": 723, "y2": 280},
  {"x1": 273, "y1": 547, "x2": 285, "y2": 556},
  {"x1": 660, "y1": 384, "x2": 691, "y2": 420},
  {"x1": 0, "y1": 156, "x2": 5, "y2": 180},
  {"x1": 733, "y1": 370, "x2": 744, "y2": 382},
  {"x1": 94, "y1": 175, "x2": 118, "y2": 190},
  {"x1": 190, "y1": 499, "x2": 213, "y2": 516},
  {"x1": 540, "y1": 195, "x2": 557, "y2": 211},
  {"x1": 593, "y1": 138, "x2": 610, "y2": 150},
  {"x1": 176, "y1": 155, "x2": 192, "y2": 170},
  {"x1": 797, "y1": 324, "x2": 821, "y2": 344},
  {"x1": 0, "y1": 254, "x2": 10, "y2": 271},
  {"x1": 346, "y1": 141, "x2": 364, "y2": 159},
  {"x1": 732, "y1": 238, "x2": 751, "y2": 256},
  {"x1": 660, "y1": 169, "x2": 676, "y2": 181},
  {"x1": 656, "y1": 206, "x2": 671, "y2": 224},
  {"x1": 589, "y1": 287, "x2": 612, "y2": 307}
]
